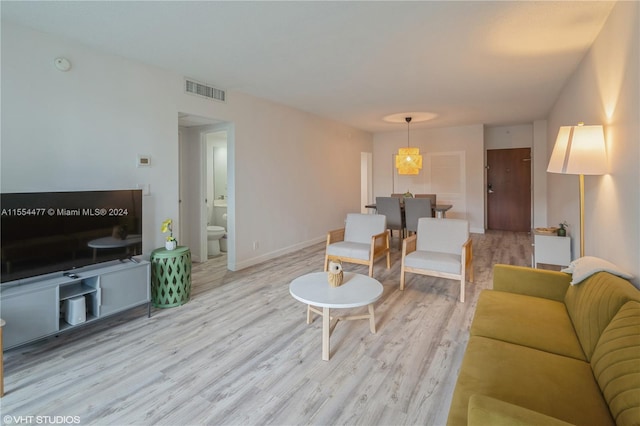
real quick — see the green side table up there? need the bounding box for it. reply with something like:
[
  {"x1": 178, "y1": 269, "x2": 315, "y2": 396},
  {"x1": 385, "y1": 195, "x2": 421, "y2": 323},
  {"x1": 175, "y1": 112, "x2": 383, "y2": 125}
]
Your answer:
[{"x1": 150, "y1": 246, "x2": 192, "y2": 308}]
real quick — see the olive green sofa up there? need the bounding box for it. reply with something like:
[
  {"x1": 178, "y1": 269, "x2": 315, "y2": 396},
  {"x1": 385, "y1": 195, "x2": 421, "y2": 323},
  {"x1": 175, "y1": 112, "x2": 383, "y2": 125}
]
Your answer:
[{"x1": 447, "y1": 263, "x2": 640, "y2": 426}]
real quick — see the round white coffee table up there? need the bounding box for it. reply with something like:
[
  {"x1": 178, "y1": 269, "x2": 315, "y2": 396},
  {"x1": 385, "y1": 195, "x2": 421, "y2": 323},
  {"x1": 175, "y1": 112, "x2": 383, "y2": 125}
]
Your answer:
[{"x1": 289, "y1": 271, "x2": 383, "y2": 361}]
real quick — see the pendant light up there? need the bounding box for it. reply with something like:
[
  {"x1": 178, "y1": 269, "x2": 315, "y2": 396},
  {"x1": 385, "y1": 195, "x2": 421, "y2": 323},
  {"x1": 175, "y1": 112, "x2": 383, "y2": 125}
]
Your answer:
[{"x1": 395, "y1": 116, "x2": 422, "y2": 175}]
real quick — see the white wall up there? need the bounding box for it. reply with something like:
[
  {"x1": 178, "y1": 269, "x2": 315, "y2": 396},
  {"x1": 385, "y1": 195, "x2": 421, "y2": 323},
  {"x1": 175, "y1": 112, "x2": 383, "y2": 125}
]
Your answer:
[
  {"x1": 1, "y1": 21, "x2": 373, "y2": 270},
  {"x1": 178, "y1": 125, "x2": 210, "y2": 261},
  {"x1": 225, "y1": 93, "x2": 372, "y2": 269},
  {"x1": 484, "y1": 124, "x2": 532, "y2": 150},
  {"x1": 532, "y1": 120, "x2": 548, "y2": 228},
  {"x1": 373, "y1": 124, "x2": 485, "y2": 233},
  {"x1": 546, "y1": 1, "x2": 639, "y2": 285}
]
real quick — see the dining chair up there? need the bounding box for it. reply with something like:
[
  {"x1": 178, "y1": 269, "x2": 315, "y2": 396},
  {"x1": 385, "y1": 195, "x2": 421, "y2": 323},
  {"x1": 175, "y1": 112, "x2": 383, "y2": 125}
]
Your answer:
[
  {"x1": 400, "y1": 217, "x2": 473, "y2": 302},
  {"x1": 375, "y1": 196, "x2": 405, "y2": 249},
  {"x1": 324, "y1": 213, "x2": 390, "y2": 277},
  {"x1": 415, "y1": 194, "x2": 437, "y2": 217},
  {"x1": 404, "y1": 197, "x2": 432, "y2": 235}
]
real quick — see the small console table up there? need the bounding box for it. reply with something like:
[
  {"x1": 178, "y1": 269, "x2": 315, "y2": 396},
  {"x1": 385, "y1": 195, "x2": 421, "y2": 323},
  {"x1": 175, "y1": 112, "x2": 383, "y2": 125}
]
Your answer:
[
  {"x1": 533, "y1": 232, "x2": 571, "y2": 269},
  {"x1": 150, "y1": 246, "x2": 192, "y2": 308}
]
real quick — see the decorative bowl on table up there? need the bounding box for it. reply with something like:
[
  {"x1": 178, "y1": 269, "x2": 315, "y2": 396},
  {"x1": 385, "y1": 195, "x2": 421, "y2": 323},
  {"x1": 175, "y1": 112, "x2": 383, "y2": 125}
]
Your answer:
[{"x1": 534, "y1": 227, "x2": 559, "y2": 235}]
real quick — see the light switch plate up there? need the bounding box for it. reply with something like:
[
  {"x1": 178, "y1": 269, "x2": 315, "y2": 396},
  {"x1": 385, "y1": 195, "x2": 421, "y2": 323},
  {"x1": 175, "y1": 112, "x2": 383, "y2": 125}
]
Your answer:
[{"x1": 137, "y1": 155, "x2": 151, "y2": 167}]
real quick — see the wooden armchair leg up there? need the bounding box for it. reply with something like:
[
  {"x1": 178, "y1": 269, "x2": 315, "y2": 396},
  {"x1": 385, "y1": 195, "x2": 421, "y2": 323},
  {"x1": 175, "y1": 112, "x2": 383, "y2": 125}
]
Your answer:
[{"x1": 467, "y1": 242, "x2": 474, "y2": 283}]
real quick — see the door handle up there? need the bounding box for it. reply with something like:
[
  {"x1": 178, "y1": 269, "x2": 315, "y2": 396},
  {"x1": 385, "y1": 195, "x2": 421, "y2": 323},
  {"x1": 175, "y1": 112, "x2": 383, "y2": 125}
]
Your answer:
[{"x1": 488, "y1": 183, "x2": 495, "y2": 194}]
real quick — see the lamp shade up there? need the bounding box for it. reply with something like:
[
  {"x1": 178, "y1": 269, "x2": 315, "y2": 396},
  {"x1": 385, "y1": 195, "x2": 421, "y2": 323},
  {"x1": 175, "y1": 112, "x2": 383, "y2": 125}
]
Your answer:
[
  {"x1": 396, "y1": 147, "x2": 422, "y2": 175},
  {"x1": 395, "y1": 116, "x2": 423, "y2": 175},
  {"x1": 547, "y1": 124, "x2": 607, "y2": 175}
]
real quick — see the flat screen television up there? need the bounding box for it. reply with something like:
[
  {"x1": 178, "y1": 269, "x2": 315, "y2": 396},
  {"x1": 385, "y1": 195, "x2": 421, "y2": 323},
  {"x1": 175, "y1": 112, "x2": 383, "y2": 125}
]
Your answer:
[{"x1": 1, "y1": 189, "x2": 142, "y2": 283}]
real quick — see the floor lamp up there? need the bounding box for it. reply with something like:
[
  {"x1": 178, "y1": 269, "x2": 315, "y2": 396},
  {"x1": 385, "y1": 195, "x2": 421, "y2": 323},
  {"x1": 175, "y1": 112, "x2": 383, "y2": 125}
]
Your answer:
[{"x1": 547, "y1": 123, "x2": 607, "y2": 257}]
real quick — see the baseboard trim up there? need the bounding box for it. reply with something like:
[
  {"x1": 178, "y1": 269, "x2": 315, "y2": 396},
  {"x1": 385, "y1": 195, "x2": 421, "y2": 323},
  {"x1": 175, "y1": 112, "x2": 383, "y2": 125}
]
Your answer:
[
  {"x1": 231, "y1": 236, "x2": 326, "y2": 271},
  {"x1": 231, "y1": 228, "x2": 488, "y2": 270}
]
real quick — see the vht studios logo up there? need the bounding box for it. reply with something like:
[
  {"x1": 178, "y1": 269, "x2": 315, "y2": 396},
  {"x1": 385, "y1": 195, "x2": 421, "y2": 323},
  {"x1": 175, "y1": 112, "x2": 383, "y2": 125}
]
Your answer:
[{"x1": 3, "y1": 415, "x2": 81, "y2": 424}]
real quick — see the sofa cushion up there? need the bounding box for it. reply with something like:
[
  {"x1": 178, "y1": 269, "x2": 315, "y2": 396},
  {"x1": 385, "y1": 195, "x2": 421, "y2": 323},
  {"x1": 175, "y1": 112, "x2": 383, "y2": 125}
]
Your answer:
[
  {"x1": 471, "y1": 290, "x2": 586, "y2": 360},
  {"x1": 591, "y1": 301, "x2": 640, "y2": 426},
  {"x1": 564, "y1": 271, "x2": 640, "y2": 360},
  {"x1": 467, "y1": 394, "x2": 573, "y2": 426},
  {"x1": 447, "y1": 336, "x2": 615, "y2": 426},
  {"x1": 403, "y1": 250, "x2": 461, "y2": 275},
  {"x1": 325, "y1": 241, "x2": 370, "y2": 261},
  {"x1": 492, "y1": 264, "x2": 570, "y2": 302}
]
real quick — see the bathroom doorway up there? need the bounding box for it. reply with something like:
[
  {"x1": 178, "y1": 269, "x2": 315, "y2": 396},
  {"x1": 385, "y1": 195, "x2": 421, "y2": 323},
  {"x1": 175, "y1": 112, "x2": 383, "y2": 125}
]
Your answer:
[
  {"x1": 205, "y1": 130, "x2": 228, "y2": 258},
  {"x1": 178, "y1": 113, "x2": 232, "y2": 268}
]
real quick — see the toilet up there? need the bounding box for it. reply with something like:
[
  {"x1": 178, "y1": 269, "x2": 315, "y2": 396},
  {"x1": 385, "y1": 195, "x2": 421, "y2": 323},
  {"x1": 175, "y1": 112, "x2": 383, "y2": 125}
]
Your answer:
[{"x1": 207, "y1": 225, "x2": 226, "y2": 256}]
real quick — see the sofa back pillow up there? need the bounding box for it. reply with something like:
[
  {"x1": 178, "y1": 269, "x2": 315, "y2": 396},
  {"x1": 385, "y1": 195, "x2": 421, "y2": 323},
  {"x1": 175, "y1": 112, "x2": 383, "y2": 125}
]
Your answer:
[
  {"x1": 590, "y1": 301, "x2": 640, "y2": 426},
  {"x1": 564, "y1": 271, "x2": 640, "y2": 360}
]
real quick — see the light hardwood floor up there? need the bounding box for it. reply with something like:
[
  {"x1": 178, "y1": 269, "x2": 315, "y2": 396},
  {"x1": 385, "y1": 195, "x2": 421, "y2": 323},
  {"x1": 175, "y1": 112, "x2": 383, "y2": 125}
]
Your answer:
[{"x1": 2, "y1": 231, "x2": 532, "y2": 426}]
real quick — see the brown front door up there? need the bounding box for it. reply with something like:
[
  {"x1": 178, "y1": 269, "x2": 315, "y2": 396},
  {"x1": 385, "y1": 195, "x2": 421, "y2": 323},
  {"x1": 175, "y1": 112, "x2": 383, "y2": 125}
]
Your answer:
[{"x1": 487, "y1": 148, "x2": 531, "y2": 231}]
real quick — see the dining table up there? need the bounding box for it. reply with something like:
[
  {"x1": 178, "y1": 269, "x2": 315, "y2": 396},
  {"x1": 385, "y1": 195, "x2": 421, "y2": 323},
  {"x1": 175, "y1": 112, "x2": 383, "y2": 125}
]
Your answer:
[{"x1": 364, "y1": 202, "x2": 453, "y2": 218}]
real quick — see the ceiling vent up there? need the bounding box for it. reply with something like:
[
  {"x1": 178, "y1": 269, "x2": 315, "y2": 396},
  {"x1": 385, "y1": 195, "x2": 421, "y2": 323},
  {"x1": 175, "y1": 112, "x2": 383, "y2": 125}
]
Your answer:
[{"x1": 185, "y1": 78, "x2": 226, "y2": 103}]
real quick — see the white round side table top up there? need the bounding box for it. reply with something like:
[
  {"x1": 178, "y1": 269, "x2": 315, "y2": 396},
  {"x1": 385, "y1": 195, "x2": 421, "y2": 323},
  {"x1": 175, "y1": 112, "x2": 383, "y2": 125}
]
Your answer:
[{"x1": 289, "y1": 272, "x2": 383, "y2": 308}]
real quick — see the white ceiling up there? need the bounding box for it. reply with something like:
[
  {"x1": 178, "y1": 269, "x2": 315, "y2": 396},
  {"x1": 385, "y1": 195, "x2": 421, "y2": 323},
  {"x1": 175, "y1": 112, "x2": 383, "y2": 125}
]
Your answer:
[{"x1": 2, "y1": 1, "x2": 615, "y2": 133}]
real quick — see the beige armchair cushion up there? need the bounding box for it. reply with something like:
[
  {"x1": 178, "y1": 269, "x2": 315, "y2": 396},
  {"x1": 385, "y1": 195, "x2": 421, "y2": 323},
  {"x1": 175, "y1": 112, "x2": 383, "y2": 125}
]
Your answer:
[
  {"x1": 324, "y1": 213, "x2": 390, "y2": 277},
  {"x1": 400, "y1": 217, "x2": 472, "y2": 302},
  {"x1": 326, "y1": 242, "x2": 371, "y2": 261},
  {"x1": 403, "y1": 251, "x2": 462, "y2": 275}
]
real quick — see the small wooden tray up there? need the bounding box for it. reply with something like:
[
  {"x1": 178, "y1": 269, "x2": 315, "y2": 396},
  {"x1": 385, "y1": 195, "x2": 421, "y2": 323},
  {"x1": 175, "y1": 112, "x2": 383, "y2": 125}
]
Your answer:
[{"x1": 534, "y1": 227, "x2": 559, "y2": 235}]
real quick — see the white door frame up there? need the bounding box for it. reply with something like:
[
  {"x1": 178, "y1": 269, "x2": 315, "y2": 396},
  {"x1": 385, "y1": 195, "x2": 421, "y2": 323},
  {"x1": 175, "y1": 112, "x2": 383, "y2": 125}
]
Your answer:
[{"x1": 177, "y1": 113, "x2": 233, "y2": 269}]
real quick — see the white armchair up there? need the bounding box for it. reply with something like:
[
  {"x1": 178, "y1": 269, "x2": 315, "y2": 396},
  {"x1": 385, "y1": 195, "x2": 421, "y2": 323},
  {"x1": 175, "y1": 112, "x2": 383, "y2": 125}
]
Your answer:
[
  {"x1": 400, "y1": 217, "x2": 473, "y2": 302},
  {"x1": 324, "y1": 213, "x2": 390, "y2": 277}
]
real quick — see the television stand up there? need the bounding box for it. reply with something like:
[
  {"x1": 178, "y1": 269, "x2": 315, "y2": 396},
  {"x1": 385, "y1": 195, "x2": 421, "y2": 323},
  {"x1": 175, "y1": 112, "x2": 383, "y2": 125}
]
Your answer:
[{"x1": 0, "y1": 259, "x2": 150, "y2": 350}]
